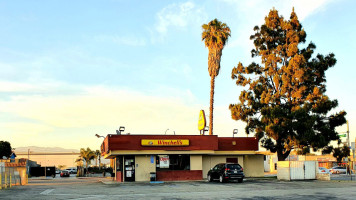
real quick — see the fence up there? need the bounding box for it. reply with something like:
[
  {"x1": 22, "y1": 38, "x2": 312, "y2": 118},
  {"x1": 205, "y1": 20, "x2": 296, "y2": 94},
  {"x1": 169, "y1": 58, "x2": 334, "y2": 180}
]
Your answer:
[
  {"x1": 0, "y1": 161, "x2": 28, "y2": 189},
  {"x1": 277, "y1": 161, "x2": 318, "y2": 181}
]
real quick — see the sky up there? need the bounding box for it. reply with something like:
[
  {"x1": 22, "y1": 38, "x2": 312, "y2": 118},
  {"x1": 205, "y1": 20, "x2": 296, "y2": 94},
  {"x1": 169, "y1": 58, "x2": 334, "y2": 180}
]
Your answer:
[{"x1": 0, "y1": 0, "x2": 355, "y2": 151}]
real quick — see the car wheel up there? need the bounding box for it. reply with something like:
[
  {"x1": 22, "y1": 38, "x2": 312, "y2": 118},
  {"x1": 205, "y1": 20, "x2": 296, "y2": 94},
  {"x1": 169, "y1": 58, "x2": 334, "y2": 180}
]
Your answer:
[
  {"x1": 219, "y1": 175, "x2": 225, "y2": 183},
  {"x1": 238, "y1": 178, "x2": 243, "y2": 183},
  {"x1": 208, "y1": 175, "x2": 212, "y2": 182}
]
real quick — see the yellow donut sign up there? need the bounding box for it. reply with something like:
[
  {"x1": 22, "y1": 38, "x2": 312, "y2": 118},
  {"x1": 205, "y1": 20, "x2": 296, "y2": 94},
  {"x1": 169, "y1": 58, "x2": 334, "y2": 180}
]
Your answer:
[{"x1": 198, "y1": 110, "x2": 206, "y2": 131}]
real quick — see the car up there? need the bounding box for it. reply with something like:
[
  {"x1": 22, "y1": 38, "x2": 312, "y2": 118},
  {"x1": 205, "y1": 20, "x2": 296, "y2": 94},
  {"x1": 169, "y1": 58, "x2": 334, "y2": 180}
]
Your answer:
[
  {"x1": 330, "y1": 166, "x2": 347, "y2": 174},
  {"x1": 60, "y1": 170, "x2": 70, "y2": 177},
  {"x1": 207, "y1": 163, "x2": 244, "y2": 183},
  {"x1": 318, "y1": 167, "x2": 331, "y2": 174},
  {"x1": 65, "y1": 168, "x2": 77, "y2": 174}
]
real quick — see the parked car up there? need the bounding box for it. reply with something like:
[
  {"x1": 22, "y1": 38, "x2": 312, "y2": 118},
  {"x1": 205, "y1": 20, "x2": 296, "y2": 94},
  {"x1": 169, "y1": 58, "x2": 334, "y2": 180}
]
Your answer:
[
  {"x1": 330, "y1": 166, "x2": 347, "y2": 174},
  {"x1": 318, "y1": 167, "x2": 331, "y2": 174},
  {"x1": 55, "y1": 169, "x2": 61, "y2": 174},
  {"x1": 65, "y1": 168, "x2": 77, "y2": 174},
  {"x1": 207, "y1": 163, "x2": 244, "y2": 183},
  {"x1": 60, "y1": 170, "x2": 70, "y2": 177}
]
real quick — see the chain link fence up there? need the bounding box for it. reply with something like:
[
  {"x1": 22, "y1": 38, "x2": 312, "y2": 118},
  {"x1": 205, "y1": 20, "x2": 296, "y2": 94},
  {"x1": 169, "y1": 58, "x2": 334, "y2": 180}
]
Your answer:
[{"x1": 0, "y1": 162, "x2": 27, "y2": 189}]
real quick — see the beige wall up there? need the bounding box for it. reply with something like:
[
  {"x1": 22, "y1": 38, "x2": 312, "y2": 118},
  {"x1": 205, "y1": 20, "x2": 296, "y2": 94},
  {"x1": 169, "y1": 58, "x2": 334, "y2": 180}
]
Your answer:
[
  {"x1": 16, "y1": 154, "x2": 79, "y2": 168},
  {"x1": 190, "y1": 155, "x2": 202, "y2": 170},
  {"x1": 202, "y1": 155, "x2": 244, "y2": 178},
  {"x1": 243, "y1": 155, "x2": 264, "y2": 177},
  {"x1": 135, "y1": 155, "x2": 156, "y2": 182}
]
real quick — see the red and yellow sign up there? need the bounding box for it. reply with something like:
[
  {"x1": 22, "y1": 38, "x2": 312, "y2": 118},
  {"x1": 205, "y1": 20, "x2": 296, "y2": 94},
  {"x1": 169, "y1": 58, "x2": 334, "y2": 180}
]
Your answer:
[{"x1": 141, "y1": 139, "x2": 189, "y2": 146}]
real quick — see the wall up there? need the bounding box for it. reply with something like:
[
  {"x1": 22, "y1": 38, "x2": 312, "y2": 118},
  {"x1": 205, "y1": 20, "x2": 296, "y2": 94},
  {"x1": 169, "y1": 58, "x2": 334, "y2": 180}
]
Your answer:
[
  {"x1": 135, "y1": 155, "x2": 156, "y2": 182},
  {"x1": 202, "y1": 155, "x2": 244, "y2": 178},
  {"x1": 156, "y1": 170, "x2": 202, "y2": 181},
  {"x1": 190, "y1": 155, "x2": 202, "y2": 170},
  {"x1": 243, "y1": 155, "x2": 264, "y2": 177},
  {"x1": 16, "y1": 154, "x2": 79, "y2": 168}
]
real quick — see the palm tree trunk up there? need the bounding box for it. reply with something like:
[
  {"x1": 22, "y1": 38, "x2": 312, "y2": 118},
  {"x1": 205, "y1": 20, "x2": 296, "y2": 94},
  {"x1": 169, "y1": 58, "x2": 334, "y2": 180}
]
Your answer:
[
  {"x1": 209, "y1": 75, "x2": 215, "y2": 135},
  {"x1": 99, "y1": 156, "x2": 101, "y2": 170}
]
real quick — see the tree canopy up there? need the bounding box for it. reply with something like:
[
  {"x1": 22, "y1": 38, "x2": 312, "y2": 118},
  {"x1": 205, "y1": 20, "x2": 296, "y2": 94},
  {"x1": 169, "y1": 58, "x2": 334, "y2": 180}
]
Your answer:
[
  {"x1": 0, "y1": 141, "x2": 12, "y2": 159},
  {"x1": 79, "y1": 147, "x2": 96, "y2": 175},
  {"x1": 229, "y1": 8, "x2": 346, "y2": 161}
]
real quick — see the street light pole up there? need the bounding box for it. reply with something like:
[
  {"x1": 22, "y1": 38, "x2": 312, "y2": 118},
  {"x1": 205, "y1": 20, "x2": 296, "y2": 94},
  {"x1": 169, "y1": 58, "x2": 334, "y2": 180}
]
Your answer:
[{"x1": 95, "y1": 134, "x2": 105, "y2": 139}]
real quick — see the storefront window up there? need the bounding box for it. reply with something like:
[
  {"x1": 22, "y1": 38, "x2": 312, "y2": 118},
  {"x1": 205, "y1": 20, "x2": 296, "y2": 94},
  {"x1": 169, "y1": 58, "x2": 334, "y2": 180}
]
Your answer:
[{"x1": 156, "y1": 155, "x2": 190, "y2": 171}]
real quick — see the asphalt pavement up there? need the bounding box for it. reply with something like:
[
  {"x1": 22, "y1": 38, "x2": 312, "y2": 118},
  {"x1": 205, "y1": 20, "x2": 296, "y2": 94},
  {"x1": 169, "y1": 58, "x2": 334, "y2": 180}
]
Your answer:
[{"x1": 2, "y1": 174, "x2": 356, "y2": 199}]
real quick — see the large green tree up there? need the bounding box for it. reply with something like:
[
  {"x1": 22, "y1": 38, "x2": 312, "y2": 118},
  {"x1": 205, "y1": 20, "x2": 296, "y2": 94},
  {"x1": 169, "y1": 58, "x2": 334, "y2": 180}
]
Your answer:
[
  {"x1": 0, "y1": 141, "x2": 12, "y2": 159},
  {"x1": 322, "y1": 144, "x2": 350, "y2": 164},
  {"x1": 229, "y1": 9, "x2": 346, "y2": 161},
  {"x1": 202, "y1": 18, "x2": 231, "y2": 135}
]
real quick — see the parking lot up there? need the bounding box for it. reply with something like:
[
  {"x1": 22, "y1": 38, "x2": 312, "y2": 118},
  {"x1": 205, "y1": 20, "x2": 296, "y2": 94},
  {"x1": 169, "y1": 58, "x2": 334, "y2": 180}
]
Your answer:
[{"x1": 2, "y1": 175, "x2": 356, "y2": 200}]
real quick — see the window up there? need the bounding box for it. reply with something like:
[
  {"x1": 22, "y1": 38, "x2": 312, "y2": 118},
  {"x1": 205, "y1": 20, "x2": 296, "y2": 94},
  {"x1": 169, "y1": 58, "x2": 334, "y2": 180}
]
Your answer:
[{"x1": 156, "y1": 155, "x2": 190, "y2": 171}]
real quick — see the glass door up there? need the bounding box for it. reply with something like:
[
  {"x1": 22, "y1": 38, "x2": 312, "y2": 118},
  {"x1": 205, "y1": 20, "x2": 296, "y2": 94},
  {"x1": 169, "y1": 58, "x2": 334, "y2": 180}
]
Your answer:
[{"x1": 124, "y1": 156, "x2": 135, "y2": 182}]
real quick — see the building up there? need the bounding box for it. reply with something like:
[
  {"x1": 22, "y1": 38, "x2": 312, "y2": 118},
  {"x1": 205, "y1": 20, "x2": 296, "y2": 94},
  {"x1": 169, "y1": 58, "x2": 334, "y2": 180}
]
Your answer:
[{"x1": 100, "y1": 134, "x2": 264, "y2": 182}]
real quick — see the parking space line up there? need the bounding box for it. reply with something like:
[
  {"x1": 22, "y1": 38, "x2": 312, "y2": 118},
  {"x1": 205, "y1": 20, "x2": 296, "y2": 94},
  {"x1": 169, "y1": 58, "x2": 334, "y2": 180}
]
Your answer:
[{"x1": 40, "y1": 189, "x2": 54, "y2": 195}]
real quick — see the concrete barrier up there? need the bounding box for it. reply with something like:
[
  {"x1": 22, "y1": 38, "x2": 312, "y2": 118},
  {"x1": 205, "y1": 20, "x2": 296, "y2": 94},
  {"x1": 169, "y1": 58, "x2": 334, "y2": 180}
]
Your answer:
[{"x1": 316, "y1": 173, "x2": 330, "y2": 181}]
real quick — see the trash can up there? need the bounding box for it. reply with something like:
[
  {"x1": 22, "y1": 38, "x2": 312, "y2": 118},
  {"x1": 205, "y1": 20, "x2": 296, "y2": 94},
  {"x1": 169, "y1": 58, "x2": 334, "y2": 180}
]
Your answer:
[{"x1": 150, "y1": 172, "x2": 156, "y2": 181}]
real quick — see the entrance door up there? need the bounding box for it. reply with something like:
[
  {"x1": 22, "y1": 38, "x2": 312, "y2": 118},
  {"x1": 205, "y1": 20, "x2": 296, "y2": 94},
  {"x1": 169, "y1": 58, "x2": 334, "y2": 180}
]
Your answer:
[{"x1": 124, "y1": 156, "x2": 135, "y2": 182}]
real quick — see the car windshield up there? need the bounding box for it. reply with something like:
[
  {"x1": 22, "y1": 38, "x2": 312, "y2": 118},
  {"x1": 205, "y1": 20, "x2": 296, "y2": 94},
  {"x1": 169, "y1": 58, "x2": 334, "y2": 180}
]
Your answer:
[{"x1": 227, "y1": 164, "x2": 241, "y2": 170}]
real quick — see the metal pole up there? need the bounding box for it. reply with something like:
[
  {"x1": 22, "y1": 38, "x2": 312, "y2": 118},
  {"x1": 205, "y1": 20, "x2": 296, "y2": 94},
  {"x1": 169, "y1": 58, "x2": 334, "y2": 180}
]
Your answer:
[
  {"x1": 346, "y1": 121, "x2": 352, "y2": 180},
  {"x1": 347, "y1": 120, "x2": 350, "y2": 147}
]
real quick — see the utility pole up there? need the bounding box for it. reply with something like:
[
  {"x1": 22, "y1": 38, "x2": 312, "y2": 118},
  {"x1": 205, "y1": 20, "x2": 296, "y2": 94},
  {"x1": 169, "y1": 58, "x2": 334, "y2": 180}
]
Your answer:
[
  {"x1": 347, "y1": 120, "x2": 350, "y2": 147},
  {"x1": 346, "y1": 120, "x2": 352, "y2": 180}
]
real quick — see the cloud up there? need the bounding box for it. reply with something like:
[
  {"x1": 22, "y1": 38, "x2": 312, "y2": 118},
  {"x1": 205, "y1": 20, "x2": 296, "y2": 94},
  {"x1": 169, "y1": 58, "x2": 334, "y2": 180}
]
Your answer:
[
  {"x1": 224, "y1": 0, "x2": 334, "y2": 50},
  {"x1": 153, "y1": 1, "x2": 207, "y2": 38},
  {"x1": 0, "y1": 81, "x2": 246, "y2": 149}
]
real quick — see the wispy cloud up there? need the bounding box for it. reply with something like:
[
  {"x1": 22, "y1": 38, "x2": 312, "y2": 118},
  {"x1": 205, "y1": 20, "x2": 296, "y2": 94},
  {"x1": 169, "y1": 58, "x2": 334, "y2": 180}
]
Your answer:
[
  {"x1": 0, "y1": 82, "x2": 240, "y2": 148},
  {"x1": 224, "y1": 0, "x2": 334, "y2": 50},
  {"x1": 152, "y1": 1, "x2": 207, "y2": 40}
]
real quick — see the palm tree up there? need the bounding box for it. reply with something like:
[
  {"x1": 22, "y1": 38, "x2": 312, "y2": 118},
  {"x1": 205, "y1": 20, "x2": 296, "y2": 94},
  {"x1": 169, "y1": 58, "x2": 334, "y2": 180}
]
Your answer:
[
  {"x1": 79, "y1": 147, "x2": 96, "y2": 176},
  {"x1": 202, "y1": 19, "x2": 231, "y2": 135}
]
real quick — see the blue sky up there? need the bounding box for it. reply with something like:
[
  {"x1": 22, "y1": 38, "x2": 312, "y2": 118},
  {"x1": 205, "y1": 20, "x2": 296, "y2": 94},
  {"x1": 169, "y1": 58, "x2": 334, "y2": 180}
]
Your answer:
[{"x1": 0, "y1": 0, "x2": 355, "y2": 151}]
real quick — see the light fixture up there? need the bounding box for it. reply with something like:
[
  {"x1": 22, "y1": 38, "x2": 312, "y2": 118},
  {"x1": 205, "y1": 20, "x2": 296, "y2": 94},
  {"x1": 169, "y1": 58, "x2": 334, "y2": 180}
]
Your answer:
[
  {"x1": 119, "y1": 126, "x2": 125, "y2": 132},
  {"x1": 233, "y1": 129, "x2": 238, "y2": 138},
  {"x1": 203, "y1": 126, "x2": 209, "y2": 135},
  {"x1": 165, "y1": 129, "x2": 169, "y2": 135}
]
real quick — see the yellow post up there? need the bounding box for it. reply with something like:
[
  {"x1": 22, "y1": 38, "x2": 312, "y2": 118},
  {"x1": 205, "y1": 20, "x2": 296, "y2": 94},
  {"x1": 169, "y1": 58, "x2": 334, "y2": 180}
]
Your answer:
[
  {"x1": 4, "y1": 173, "x2": 7, "y2": 189},
  {"x1": 10, "y1": 174, "x2": 12, "y2": 188},
  {"x1": 0, "y1": 173, "x2": 2, "y2": 189}
]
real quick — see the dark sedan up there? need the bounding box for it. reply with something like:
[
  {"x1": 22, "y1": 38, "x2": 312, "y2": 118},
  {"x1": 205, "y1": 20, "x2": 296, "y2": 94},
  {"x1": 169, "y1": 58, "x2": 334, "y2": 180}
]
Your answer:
[
  {"x1": 207, "y1": 163, "x2": 244, "y2": 183},
  {"x1": 60, "y1": 170, "x2": 70, "y2": 177}
]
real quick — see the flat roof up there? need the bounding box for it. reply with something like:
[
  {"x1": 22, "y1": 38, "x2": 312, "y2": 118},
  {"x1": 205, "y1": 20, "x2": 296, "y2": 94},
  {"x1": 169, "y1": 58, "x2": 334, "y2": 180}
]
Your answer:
[{"x1": 101, "y1": 134, "x2": 259, "y2": 158}]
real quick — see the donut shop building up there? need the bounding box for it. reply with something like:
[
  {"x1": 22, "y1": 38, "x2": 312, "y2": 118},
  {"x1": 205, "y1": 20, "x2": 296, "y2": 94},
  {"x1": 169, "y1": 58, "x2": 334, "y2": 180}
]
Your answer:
[{"x1": 100, "y1": 134, "x2": 264, "y2": 182}]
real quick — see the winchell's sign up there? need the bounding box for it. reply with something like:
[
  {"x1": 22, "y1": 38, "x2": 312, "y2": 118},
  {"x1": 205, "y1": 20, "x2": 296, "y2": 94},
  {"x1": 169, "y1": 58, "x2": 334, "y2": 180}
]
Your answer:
[{"x1": 141, "y1": 139, "x2": 189, "y2": 146}]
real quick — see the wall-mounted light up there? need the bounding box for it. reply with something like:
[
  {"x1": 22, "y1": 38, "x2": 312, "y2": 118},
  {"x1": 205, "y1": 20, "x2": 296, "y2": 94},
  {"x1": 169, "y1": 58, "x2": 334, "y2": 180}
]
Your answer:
[
  {"x1": 116, "y1": 126, "x2": 126, "y2": 135},
  {"x1": 233, "y1": 129, "x2": 238, "y2": 138}
]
